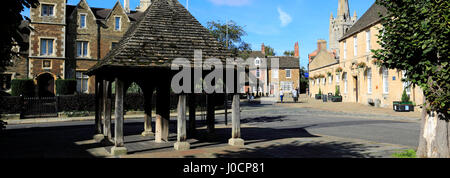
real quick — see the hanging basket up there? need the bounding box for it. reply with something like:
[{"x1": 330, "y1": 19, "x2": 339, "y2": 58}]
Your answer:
[{"x1": 356, "y1": 62, "x2": 367, "y2": 69}]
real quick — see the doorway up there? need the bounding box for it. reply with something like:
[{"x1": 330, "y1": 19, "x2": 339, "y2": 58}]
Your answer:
[{"x1": 37, "y1": 73, "x2": 55, "y2": 97}]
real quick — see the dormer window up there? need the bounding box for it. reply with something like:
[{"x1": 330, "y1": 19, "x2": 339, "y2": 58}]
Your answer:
[
  {"x1": 115, "y1": 17, "x2": 121, "y2": 31},
  {"x1": 41, "y1": 4, "x2": 54, "y2": 16},
  {"x1": 255, "y1": 58, "x2": 261, "y2": 66},
  {"x1": 80, "y1": 14, "x2": 87, "y2": 28}
]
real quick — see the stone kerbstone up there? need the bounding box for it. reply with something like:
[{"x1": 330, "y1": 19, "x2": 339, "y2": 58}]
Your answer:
[
  {"x1": 228, "y1": 138, "x2": 245, "y2": 147},
  {"x1": 174, "y1": 142, "x2": 191, "y2": 151},
  {"x1": 111, "y1": 146, "x2": 128, "y2": 156}
]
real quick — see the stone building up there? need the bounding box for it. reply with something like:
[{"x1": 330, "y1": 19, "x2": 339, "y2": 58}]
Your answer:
[
  {"x1": 308, "y1": 40, "x2": 338, "y2": 97},
  {"x1": 309, "y1": 2, "x2": 424, "y2": 109},
  {"x1": 245, "y1": 43, "x2": 301, "y2": 97},
  {"x1": 26, "y1": 0, "x2": 148, "y2": 96},
  {"x1": 337, "y1": 3, "x2": 424, "y2": 108}
]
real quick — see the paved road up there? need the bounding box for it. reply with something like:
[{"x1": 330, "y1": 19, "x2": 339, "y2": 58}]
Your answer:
[
  {"x1": 1, "y1": 102, "x2": 420, "y2": 158},
  {"x1": 238, "y1": 104, "x2": 420, "y2": 147}
]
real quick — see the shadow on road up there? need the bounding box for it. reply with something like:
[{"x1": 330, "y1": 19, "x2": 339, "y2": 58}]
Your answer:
[
  {"x1": 211, "y1": 140, "x2": 379, "y2": 158},
  {"x1": 0, "y1": 123, "x2": 101, "y2": 158},
  {"x1": 0, "y1": 115, "x2": 387, "y2": 158}
]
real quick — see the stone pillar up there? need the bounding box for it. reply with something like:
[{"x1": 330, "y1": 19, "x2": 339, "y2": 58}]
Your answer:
[
  {"x1": 102, "y1": 80, "x2": 113, "y2": 144},
  {"x1": 188, "y1": 94, "x2": 196, "y2": 137},
  {"x1": 111, "y1": 78, "x2": 127, "y2": 156},
  {"x1": 93, "y1": 78, "x2": 104, "y2": 142},
  {"x1": 174, "y1": 94, "x2": 190, "y2": 150},
  {"x1": 155, "y1": 84, "x2": 170, "y2": 143},
  {"x1": 229, "y1": 94, "x2": 244, "y2": 146},
  {"x1": 142, "y1": 88, "x2": 154, "y2": 136},
  {"x1": 206, "y1": 94, "x2": 215, "y2": 134}
]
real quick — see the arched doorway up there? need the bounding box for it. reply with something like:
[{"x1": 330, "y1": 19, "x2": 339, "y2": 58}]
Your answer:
[{"x1": 36, "y1": 73, "x2": 55, "y2": 97}]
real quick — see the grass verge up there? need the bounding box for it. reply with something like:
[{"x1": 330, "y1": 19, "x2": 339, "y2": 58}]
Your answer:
[{"x1": 392, "y1": 149, "x2": 416, "y2": 158}]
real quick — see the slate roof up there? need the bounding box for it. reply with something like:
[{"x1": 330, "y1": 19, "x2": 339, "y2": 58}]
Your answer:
[
  {"x1": 14, "y1": 20, "x2": 31, "y2": 54},
  {"x1": 247, "y1": 51, "x2": 265, "y2": 58},
  {"x1": 309, "y1": 49, "x2": 339, "y2": 71},
  {"x1": 339, "y1": 3, "x2": 388, "y2": 41},
  {"x1": 243, "y1": 51, "x2": 299, "y2": 69},
  {"x1": 87, "y1": 0, "x2": 231, "y2": 74},
  {"x1": 268, "y1": 56, "x2": 300, "y2": 69},
  {"x1": 66, "y1": 5, "x2": 144, "y2": 22}
]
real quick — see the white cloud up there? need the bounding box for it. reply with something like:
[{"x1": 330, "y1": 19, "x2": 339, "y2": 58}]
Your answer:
[
  {"x1": 208, "y1": 0, "x2": 252, "y2": 6},
  {"x1": 277, "y1": 7, "x2": 292, "y2": 27}
]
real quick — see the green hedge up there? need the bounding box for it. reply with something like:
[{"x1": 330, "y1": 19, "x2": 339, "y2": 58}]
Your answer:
[
  {"x1": 11, "y1": 79, "x2": 35, "y2": 97},
  {"x1": 56, "y1": 79, "x2": 77, "y2": 95}
]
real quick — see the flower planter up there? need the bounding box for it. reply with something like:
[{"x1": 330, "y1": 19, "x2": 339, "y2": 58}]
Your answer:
[
  {"x1": 315, "y1": 94, "x2": 322, "y2": 100},
  {"x1": 330, "y1": 96, "x2": 343, "y2": 102},
  {"x1": 393, "y1": 101, "x2": 414, "y2": 112}
]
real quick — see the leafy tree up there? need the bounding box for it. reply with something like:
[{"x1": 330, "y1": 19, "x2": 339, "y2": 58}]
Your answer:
[
  {"x1": 264, "y1": 45, "x2": 276, "y2": 56},
  {"x1": 373, "y1": 0, "x2": 449, "y2": 158},
  {"x1": 0, "y1": 0, "x2": 39, "y2": 72},
  {"x1": 299, "y1": 66, "x2": 309, "y2": 93},
  {"x1": 207, "y1": 20, "x2": 252, "y2": 57},
  {"x1": 283, "y1": 50, "x2": 295, "y2": 56}
]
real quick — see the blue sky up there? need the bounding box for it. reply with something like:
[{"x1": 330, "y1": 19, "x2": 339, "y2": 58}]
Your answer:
[{"x1": 21, "y1": 0, "x2": 376, "y2": 68}]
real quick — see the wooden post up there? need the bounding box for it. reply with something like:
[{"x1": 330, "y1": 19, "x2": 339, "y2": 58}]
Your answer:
[
  {"x1": 188, "y1": 94, "x2": 196, "y2": 137},
  {"x1": 155, "y1": 84, "x2": 170, "y2": 143},
  {"x1": 174, "y1": 94, "x2": 190, "y2": 150},
  {"x1": 111, "y1": 78, "x2": 127, "y2": 156},
  {"x1": 206, "y1": 94, "x2": 215, "y2": 134},
  {"x1": 229, "y1": 93, "x2": 244, "y2": 146},
  {"x1": 224, "y1": 93, "x2": 228, "y2": 126},
  {"x1": 93, "y1": 77, "x2": 104, "y2": 142},
  {"x1": 142, "y1": 88, "x2": 154, "y2": 136},
  {"x1": 103, "y1": 80, "x2": 112, "y2": 143}
]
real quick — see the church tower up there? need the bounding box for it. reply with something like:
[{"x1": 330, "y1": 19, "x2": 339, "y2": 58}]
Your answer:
[
  {"x1": 329, "y1": 0, "x2": 357, "y2": 58},
  {"x1": 136, "y1": 0, "x2": 152, "y2": 12}
]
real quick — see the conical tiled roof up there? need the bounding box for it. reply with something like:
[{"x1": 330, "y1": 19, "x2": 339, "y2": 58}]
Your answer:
[{"x1": 88, "y1": 0, "x2": 231, "y2": 74}]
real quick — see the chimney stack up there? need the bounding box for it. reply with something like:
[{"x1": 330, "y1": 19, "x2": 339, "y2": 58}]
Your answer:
[
  {"x1": 261, "y1": 43, "x2": 265, "y2": 55},
  {"x1": 294, "y1": 42, "x2": 299, "y2": 57},
  {"x1": 317, "y1": 40, "x2": 327, "y2": 51},
  {"x1": 124, "y1": 0, "x2": 130, "y2": 13},
  {"x1": 136, "y1": 0, "x2": 152, "y2": 12}
]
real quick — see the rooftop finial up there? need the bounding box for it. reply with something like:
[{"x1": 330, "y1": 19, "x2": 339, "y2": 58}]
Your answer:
[{"x1": 337, "y1": 0, "x2": 350, "y2": 20}]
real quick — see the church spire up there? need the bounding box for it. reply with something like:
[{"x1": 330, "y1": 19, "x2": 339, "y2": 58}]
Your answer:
[{"x1": 337, "y1": 0, "x2": 350, "y2": 20}]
